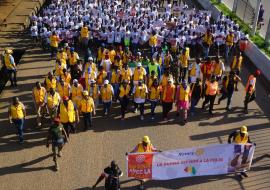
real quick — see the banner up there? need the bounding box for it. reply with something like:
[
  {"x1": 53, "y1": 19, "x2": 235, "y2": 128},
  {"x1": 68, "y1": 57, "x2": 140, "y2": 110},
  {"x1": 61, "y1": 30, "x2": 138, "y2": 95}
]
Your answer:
[{"x1": 127, "y1": 144, "x2": 255, "y2": 180}]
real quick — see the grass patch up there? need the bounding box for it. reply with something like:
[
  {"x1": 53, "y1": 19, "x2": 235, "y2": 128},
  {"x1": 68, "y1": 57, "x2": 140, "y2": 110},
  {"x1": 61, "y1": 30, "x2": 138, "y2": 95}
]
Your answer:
[{"x1": 210, "y1": 0, "x2": 270, "y2": 57}]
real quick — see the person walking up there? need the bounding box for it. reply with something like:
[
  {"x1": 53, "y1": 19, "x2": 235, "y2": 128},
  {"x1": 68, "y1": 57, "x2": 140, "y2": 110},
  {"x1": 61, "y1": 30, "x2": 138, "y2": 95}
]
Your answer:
[
  {"x1": 80, "y1": 91, "x2": 96, "y2": 131},
  {"x1": 45, "y1": 88, "x2": 61, "y2": 123},
  {"x1": 175, "y1": 80, "x2": 190, "y2": 124},
  {"x1": 118, "y1": 80, "x2": 131, "y2": 120},
  {"x1": 8, "y1": 97, "x2": 26, "y2": 143},
  {"x1": 132, "y1": 80, "x2": 148, "y2": 120},
  {"x1": 149, "y1": 79, "x2": 161, "y2": 120},
  {"x1": 190, "y1": 78, "x2": 203, "y2": 116},
  {"x1": 162, "y1": 78, "x2": 175, "y2": 121},
  {"x1": 58, "y1": 96, "x2": 79, "y2": 137},
  {"x1": 225, "y1": 30, "x2": 235, "y2": 62},
  {"x1": 50, "y1": 31, "x2": 60, "y2": 58},
  {"x1": 100, "y1": 80, "x2": 114, "y2": 116},
  {"x1": 202, "y1": 75, "x2": 219, "y2": 115},
  {"x1": 179, "y1": 48, "x2": 190, "y2": 81},
  {"x1": 71, "y1": 79, "x2": 83, "y2": 107},
  {"x1": 218, "y1": 71, "x2": 241, "y2": 111},
  {"x1": 88, "y1": 79, "x2": 99, "y2": 109},
  {"x1": 32, "y1": 82, "x2": 47, "y2": 127},
  {"x1": 92, "y1": 161, "x2": 123, "y2": 190},
  {"x1": 46, "y1": 117, "x2": 68, "y2": 171},
  {"x1": 230, "y1": 52, "x2": 243, "y2": 91},
  {"x1": 201, "y1": 29, "x2": 214, "y2": 58},
  {"x1": 244, "y1": 70, "x2": 260, "y2": 114},
  {"x1": 44, "y1": 71, "x2": 57, "y2": 92},
  {"x1": 2, "y1": 49, "x2": 17, "y2": 87},
  {"x1": 228, "y1": 126, "x2": 254, "y2": 178},
  {"x1": 57, "y1": 78, "x2": 71, "y2": 99}
]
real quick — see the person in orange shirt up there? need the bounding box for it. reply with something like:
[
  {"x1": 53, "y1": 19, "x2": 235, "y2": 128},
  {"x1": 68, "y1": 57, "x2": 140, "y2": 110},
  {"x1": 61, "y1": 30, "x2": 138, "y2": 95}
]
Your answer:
[
  {"x1": 202, "y1": 76, "x2": 219, "y2": 115},
  {"x1": 244, "y1": 70, "x2": 260, "y2": 114},
  {"x1": 162, "y1": 78, "x2": 175, "y2": 121}
]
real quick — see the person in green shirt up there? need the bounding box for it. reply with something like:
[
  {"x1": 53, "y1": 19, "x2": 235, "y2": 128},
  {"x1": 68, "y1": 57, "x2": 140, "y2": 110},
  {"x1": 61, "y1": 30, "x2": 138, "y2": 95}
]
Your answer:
[{"x1": 46, "y1": 117, "x2": 68, "y2": 171}]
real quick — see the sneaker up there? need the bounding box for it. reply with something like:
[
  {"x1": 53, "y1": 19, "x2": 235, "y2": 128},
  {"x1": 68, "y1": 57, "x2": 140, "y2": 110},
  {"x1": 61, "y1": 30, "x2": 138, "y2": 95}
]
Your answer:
[
  {"x1": 58, "y1": 151, "x2": 62, "y2": 157},
  {"x1": 104, "y1": 111, "x2": 108, "y2": 115},
  {"x1": 226, "y1": 107, "x2": 232, "y2": 111},
  {"x1": 38, "y1": 122, "x2": 42, "y2": 127},
  {"x1": 140, "y1": 115, "x2": 144, "y2": 120},
  {"x1": 134, "y1": 108, "x2": 138, "y2": 113}
]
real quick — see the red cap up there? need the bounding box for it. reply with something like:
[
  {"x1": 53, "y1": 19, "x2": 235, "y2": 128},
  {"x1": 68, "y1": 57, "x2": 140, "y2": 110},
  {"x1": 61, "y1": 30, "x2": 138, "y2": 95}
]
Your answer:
[
  {"x1": 54, "y1": 117, "x2": 60, "y2": 123},
  {"x1": 63, "y1": 96, "x2": 69, "y2": 101},
  {"x1": 255, "y1": 69, "x2": 261, "y2": 76}
]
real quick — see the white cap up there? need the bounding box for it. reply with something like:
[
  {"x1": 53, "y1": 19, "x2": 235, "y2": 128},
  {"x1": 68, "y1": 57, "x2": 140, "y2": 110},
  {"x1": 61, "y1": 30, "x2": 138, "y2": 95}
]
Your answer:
[
  {"x1": 104, "y1": 80, "x2": 109, "y2": 85},
  {"x1": 73, "y1": 79, "x2": 78, "y2": 84},
  {"x1": 88, "y1": 57, "x2": 93, "y2": 61},
  {"x1": 168, "y1": 78, "x2": 173, "y2": 83},
  {"x1": 63, "y1": 43, "x2": 69, "y2": 48},
  {"x1": 137, "y1": 62, "x2": 142, "y2": 67},
  {"x1": 90, "y1": 79, "x2": 96, "y2": 83}
]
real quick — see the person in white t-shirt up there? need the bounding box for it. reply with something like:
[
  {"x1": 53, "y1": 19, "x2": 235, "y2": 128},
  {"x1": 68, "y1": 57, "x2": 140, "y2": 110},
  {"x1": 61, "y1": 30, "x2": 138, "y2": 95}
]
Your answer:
[{"x1": 107, "y1": 27, "x2": 115, "y2": 44}]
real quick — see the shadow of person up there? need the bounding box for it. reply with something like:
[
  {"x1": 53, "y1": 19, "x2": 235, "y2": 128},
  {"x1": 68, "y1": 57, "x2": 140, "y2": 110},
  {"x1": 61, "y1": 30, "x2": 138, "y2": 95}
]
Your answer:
[{"x1": 0, "y1": 153, "x2": 54, "y2": 176}]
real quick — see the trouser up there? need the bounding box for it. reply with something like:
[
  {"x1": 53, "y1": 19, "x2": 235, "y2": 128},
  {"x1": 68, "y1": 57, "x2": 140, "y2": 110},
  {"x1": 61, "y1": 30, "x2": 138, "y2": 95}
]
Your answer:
[
  {"x1": 120, "y1": 97, "x2": 129, "y2": 118},
  {"x1": 81, "y1": 37, "x2": 89, "y2": 48},
  {"x1": 52, "y1": 143, "x2": 63, "y2": 163},
  {"x1": 225, "y1": 45, "x2": 233, "y2": 61},
  {"x1": 50, "y1": 46, "x2": 57, "y2": 58},
  {"x1": 202, "y1": 94, "x2": 216, "y2": 113},
  {"x1": 134, "y1": 102, "x2": 145, "y2": 116},
  {"x1": 82, "y1": 112, "x2": 92, "y2": 129},
  {"x1": 6, "y1": 69, "x2": 17, "y2": 86},
  {"x1": 244, "y1": 91, "x2": 256, "y2": 111},
  {"x1": 190, "y1": 97, "x2": 200, "y2": 113},
  {"x1": 35, "y1": 103, "x2": 47, "y2": 125},
  {"x1": 203, "y1": 45, "x2": 210, "y2": 58},
  {"x1": 219, "y1": 90, "x2": 234, "y2": 108},
  {"x1": 48, "y1": 106, "x2": 58, "y2": 122},
  {"x1": 103, "y1": 101, "x2": 112, "y2": 114},
  {"x1": 112, "y1": 83, "x2": 120, "y2": 100},
  {"x1": 162, "y1": 102, "x2": 173, "y2": 118},
  {"x1": 180, "y1": 67, "x2": 187, "y2": 81},
  {"x1": 150, "y1": 100, "x2": 158, "y2": 116},
  {"x1": 62, "y1": 122, "x2": 75, "y2": 137},
  {"x1": 12, "y1": 119, "x2": 24, "y2": 142}
]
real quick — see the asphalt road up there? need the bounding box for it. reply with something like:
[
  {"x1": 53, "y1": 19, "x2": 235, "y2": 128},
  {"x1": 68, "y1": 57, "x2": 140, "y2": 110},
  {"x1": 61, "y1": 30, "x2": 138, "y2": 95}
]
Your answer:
[{"x1": 0, "y1": 0, "x2": 270, "y2": 190}]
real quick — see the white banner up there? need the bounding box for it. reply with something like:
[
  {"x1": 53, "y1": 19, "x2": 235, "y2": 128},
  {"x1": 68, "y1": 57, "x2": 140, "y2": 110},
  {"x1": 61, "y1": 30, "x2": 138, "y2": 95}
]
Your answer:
[{"x1": 127, "y1": 143, "x2": 255, "y2": 180}]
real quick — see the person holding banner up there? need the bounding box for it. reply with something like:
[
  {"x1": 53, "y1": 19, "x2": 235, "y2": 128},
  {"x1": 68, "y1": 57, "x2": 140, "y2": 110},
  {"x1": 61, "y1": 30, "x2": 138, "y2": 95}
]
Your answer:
[
  {"x1": 228, "y1": 125, "x2": 253, "y2": 178},
  {"x1": 129, "y1": 136, "x2": 160, "y2": 190}
]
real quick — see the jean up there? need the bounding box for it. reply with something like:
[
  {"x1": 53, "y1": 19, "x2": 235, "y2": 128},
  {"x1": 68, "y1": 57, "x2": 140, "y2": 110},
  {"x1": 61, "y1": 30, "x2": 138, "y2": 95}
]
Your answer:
[
  {"x1": 103, "y1": 101, "x2": 112, "y2": 114},
  {"x1": 203, "y1": 45, "x2": 210, "y2": 58},
  {"x1": 225, "y1": 45, "x2": 232, "y2": 61},
  {"x1": 13, "y1": 119, "x2": 24, "y2": 142},
  {"x1": 150, "y1": 100, "x2": 158, "y2": 116},
  {"x1": 190, "y1": 97, "x2": 200, "y2": 113},
  {"x1": 82, "y1": 112, "x2": 92, "y2": 129},
  {"x1": 6, "y1": 69, "x2": 17, "y2": 86},
  {"x1": 112, "y1": 83, "x2": 120, "y2": 99}
]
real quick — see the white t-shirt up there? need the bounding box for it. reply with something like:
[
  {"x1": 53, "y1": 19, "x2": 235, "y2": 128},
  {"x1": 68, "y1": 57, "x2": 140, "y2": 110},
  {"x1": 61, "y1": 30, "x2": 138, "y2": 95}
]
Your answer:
[{"x1": 107, "y1": 31, "x2": 115, "y2": 44}]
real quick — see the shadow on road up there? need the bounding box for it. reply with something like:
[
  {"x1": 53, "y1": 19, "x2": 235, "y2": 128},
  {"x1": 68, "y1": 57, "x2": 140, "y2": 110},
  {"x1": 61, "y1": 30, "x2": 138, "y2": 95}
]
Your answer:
[{"x1": 0, "y1": 153, "x2": 54, "y2": 176}]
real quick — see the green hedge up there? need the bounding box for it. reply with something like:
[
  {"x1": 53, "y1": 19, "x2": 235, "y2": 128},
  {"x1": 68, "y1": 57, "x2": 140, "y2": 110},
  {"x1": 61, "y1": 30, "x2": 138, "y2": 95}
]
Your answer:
[{"x1": 210, "y1": 0, "x2": 270, "y2": 57}]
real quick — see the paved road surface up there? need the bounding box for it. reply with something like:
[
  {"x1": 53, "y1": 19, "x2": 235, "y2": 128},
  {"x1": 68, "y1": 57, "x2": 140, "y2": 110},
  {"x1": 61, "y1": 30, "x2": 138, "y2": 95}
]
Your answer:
[{"x1": 0, "y1": 0, "x2": 270, "y2": 190}]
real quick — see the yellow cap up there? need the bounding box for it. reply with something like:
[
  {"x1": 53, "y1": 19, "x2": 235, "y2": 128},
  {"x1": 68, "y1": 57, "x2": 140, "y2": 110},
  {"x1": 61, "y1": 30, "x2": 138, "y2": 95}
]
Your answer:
[
  {"x1": 82, "y1": 90, "x2": 88, "y2": 96},
  {"x1": 142, "y1": 136, "x2": 150, "y2": 144},
  {"x1": 240, "y1": 126, "x2": 248, "y2": 134},
  {"x1": 5, "y1": 49, "x2": 12, "y2": 54}
]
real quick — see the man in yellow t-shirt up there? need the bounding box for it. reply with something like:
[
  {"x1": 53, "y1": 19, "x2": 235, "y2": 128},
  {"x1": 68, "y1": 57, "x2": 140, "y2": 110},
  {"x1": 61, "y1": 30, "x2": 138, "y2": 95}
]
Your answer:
[
  {"x1": 32, "y1": 81, "x2": 47, "y2": 127},
  {"x1": 80, "y1": 91, "x2": 96, "y2": 131},
  {"x1": 8, "y1": 97, "x2": 26, "y2": 143},
  {"x1": 50, "y1": 31, "x2": 60, "y2": 58}
]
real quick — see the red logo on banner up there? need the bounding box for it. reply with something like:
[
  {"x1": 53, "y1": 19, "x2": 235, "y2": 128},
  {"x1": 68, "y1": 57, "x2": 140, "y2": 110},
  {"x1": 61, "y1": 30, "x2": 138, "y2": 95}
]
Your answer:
[{"x1": 128, "y1": 153, "x2": 153, "y2": 179}]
